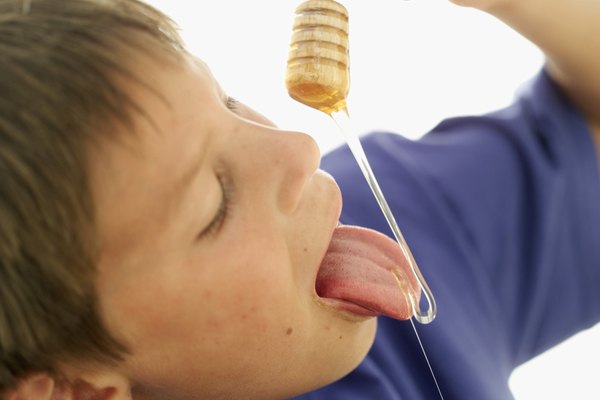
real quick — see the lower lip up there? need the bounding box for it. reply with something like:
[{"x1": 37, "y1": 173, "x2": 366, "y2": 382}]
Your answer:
[{"x1": 317, "y1": 297, "x2": 380, "y2": 319}]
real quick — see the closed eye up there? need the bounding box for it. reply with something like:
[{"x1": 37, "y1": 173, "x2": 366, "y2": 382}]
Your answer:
[
  {"x1": 196, "y1": 174, "x2": 232, "y2": 240},
  {"x1": 226, "y1": 96, "x2": 239, "y2": 112}
]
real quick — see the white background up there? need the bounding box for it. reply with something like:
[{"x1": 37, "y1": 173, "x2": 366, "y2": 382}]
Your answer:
[{"x1": 146, "y1": 1, "x2": 600, "y2": 398}]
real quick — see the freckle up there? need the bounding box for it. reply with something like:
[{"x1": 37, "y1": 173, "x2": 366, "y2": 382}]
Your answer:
[
  {"x1": 303, "y1": 247, "x2": 308, "y2": 253},
  {"x1": 339, "y1": 335, "x2": 343, "y2": 339},
  {"x1": 286, "y1": 327, "x2": 293, "y2": 336}
]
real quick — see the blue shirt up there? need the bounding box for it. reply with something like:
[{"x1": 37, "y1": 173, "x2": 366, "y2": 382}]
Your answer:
[{"x1": 292, "y1": 69, "x2": 600, "y2": 399}]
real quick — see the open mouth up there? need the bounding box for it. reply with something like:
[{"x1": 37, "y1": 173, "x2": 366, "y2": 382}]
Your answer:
[{"x1": 314, "y1": 224, "x2": 418, "y2": 321}]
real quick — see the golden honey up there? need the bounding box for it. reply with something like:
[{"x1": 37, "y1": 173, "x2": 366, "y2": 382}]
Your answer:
[{"x1": 285, "y1": 0, "x2": 350, "y2": 114}]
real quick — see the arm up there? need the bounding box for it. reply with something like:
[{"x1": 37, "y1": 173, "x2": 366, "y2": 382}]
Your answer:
[{"x1": 452, "y1": 0, "x2": 600, "y2": 137}]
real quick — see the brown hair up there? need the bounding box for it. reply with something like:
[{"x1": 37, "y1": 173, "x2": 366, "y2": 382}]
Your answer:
[{"x1": 0, "y1": 0, "x2": 185, "y2": 391}]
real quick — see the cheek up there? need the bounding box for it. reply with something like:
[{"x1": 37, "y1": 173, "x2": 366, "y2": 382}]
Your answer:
[
  {"x1": 101, "y1": 245, "x2": 308, "y2": 386},
  {"x1": 189, "y1": 237, "x2": 319, "y2": 362},
  {"x1": 202, "y1": 240, "x2": 299, "y2": 324}
]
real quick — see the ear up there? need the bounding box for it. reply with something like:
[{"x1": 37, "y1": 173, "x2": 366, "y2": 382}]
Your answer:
[
  {"x1": 66, "y1": 368, "x2": 132, "y2": 400},
  {"x1": 4, "y1": 374, "x2": 54, "y2": 400},
  {"x1": 4, "y1": 370, "x2": 131, "y2": 400}
]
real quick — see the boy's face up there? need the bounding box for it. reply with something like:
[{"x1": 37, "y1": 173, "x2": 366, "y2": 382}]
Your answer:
[{"x1": 89, "y1": 56, "x2": 377, "y2": 399}]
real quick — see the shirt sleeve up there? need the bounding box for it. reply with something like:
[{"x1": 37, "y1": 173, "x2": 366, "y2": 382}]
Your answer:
[{"x1": 296, "y1": 68, "x2": 600, "y2": 399}]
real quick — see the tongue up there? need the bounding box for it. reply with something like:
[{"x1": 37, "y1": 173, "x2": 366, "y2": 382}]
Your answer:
[{"x1": 316, "y1": 225, "x2": 419, "y2": 320}]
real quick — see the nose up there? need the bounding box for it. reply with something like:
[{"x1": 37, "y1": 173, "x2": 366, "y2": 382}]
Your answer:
[{"x1": 265, "y1": 128, "x2": 321, "y2": 214}]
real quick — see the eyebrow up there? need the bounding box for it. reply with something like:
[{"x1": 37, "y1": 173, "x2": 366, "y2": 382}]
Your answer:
[
  {"x1": 175, "y1": 149, "x2": 205, "y2": 200},
  {"x1": 154, "y1": 146, "x2": 207, "y2": 240},
  {"x1": 161, "y1": 119, "x2": 209, "y2": 222}
]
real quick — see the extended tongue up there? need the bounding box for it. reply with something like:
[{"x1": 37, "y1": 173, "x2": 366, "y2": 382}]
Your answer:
[{"x1": 316, "y1": 225, "x2": 419, "y2": 320}]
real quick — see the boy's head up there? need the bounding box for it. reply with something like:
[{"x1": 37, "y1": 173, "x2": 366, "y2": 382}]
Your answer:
[{"x1": 0, "y1": 1, "x2": 378, "y2": 398}]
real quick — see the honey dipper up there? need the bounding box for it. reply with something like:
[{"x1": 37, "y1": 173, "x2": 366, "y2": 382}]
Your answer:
[{"x1": 285, "y1": 0, "x2": 350, "y2": 115}]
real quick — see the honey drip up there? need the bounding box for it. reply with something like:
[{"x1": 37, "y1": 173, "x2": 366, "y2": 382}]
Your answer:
[
  {"x1": 286, "y1": 1, "x2": 444, "y2": 398},
  {"x1": 286, "y1": 0, "x2": 437, "y2": 325}
]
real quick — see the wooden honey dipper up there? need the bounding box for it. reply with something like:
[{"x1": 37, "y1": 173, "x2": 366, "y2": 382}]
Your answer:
[{"x1": 285, "y1": 0, "x2": 350, "y2": 115}]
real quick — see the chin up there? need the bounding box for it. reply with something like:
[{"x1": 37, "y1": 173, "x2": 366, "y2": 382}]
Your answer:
[
  {"x1": 346, "y1": 317, "x2": 378, "y2": 370},
  {"x1": 264, "y1": 321, "x2": 377, "y2": 400},
  {"x1": 313, "y1": 317, "x2": 378, "y2": 393}
]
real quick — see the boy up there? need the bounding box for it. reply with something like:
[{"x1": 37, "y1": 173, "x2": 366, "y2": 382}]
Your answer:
[{"x1": 1, "y1": 0, "x2": 599, "y2": 399}]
